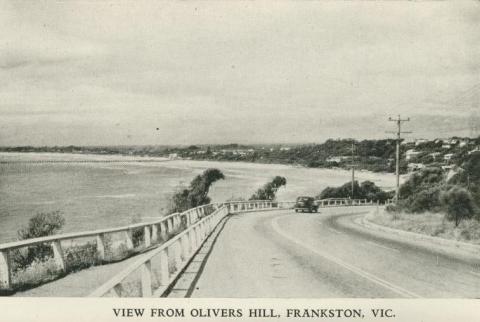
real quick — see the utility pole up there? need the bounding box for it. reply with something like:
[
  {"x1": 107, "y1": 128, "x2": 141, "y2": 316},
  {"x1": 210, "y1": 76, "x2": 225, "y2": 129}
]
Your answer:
[
  {"x1": 387, "y1": 115, "x2": 411, "y2": 204},
  {"x1": 351, "y1": 142, "x2": 355, "y2": 200},
  {"x1": 346, "y1": 141, "x2": 358, "y2": 203}
]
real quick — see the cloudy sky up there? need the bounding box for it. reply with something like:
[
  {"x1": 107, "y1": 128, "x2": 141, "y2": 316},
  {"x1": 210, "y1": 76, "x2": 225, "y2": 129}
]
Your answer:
[{"x1": 1, "y1": 1, "x2": 479, "y2": 146}]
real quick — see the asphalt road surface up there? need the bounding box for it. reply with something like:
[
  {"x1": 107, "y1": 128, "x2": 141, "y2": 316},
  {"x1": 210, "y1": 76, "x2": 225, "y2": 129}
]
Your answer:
[{"x1": 191, "y1": 207, "x2": 480, "y2": 298}]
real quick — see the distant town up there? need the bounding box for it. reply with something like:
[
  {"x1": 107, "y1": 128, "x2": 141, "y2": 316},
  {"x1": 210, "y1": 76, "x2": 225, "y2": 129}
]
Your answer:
[{"x1": 1, "y1": 136, "x2": 479, "y2": 174}]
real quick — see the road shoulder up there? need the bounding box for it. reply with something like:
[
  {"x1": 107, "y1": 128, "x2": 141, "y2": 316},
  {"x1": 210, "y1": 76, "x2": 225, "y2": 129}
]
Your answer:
[{"x1": 336, "y1": 211, "x2": 480, "y2": 264}]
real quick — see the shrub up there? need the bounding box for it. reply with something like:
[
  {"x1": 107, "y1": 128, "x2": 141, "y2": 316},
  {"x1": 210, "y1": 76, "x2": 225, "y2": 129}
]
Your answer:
[
  {"x1": 12, "y1": 257, "x2": 62, "y2": 289},
  {"x1": 318, "y1": 180, "x2": 392, "y2": 202},
  {"x1": 399, "y1": 167, "x2": 444, "y2": 200},
  {"x1": 449, "y1": 153, "x2": 480, "y2": 208},
  {"x1": 170, "y1": 168, "x2": 225, "y2": 213},
  {"x1": 64, "y1": 242, "x2": 99, "y2": 272},
  {"x1": 17, "y1": 211, "x2": 65, "y2": 240},
  {"x1": 403, "y1": 186, "x2": 443, "y2": 213},
  {"x1": 440, "y1": 186, "x2": 477, "y2": 227},
  {"x1": 13, "y1": 211, "x2": 65, "y2": 270},
  {"x1": 250, "y1": 176, "x2": 287, "y2": 201}
]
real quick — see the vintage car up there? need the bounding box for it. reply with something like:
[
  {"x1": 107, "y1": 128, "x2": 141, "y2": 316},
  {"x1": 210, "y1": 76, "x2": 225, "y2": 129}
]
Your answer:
[{"x1": 294, "y1": 196, "x2": 319, "y2": 213}]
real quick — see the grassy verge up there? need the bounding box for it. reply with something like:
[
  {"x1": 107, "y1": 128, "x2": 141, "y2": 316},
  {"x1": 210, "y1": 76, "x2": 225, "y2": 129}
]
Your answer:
[{"x1": 367, "y1": 210, "x2": 480, "y2": 245}]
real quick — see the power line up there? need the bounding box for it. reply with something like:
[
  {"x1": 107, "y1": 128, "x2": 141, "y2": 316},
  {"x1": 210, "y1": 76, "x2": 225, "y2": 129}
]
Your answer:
[{"x1": 387, "y1": 115, "x2": 412, "y2": 204}]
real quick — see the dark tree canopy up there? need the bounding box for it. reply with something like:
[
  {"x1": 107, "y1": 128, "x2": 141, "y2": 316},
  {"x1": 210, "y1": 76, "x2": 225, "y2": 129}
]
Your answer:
[
  {"x1": 170, "y1": 168, "x2": 225, "y2": 213},
  {"x1": 317, "y1": 180, "x2": 392, "y2": 202},
  {"x1": 13, "y1": 211, "x2": 66, "y2": 269},
  {"x1": 399, "y1": 167, "x2": 445, "y2": 200},
  {"x1": 250, "y1": 176, "x2": 287, "y2": 201},
  {"x1": 18, "y1": 211, "x2": 65, "y2": 240},
  {"x1": 440, "y1": 186, "x2": 477, "y2": 227}
]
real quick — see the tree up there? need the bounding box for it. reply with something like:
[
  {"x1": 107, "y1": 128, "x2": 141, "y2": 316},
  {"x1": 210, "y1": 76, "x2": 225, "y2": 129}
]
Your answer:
[
  {"x1": 440, "y1": 186, "x2": 477, "y2": 227},
  {"x1": 169, "y1": 168, "x2": 225, "y2": 213},
  {"x1": 317, "y1": 180, "x2": 392, "y2": 202},
  {"x1": 13, "y1": 211, "x2": 66, "y2": 269},
  {"x1": 404, "y1": 186, "x2": 443, "y2": 213},
  {"x1": 17, "y1": 211, "x2": 65, "y2": 240},
  {"x1": 399, "y1": 167, "x2": 444, "y2": 199},
  {"x1": 250, "y1": 176, "x2": 287, "y2": 200},
  {"x1": 449, "y1": 153, "x2": 480, "y2": 207}
]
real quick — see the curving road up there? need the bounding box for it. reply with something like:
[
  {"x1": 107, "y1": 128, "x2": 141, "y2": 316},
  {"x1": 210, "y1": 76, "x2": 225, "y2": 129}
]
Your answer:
[{"x1": 191, "y1": 207, "x2": 480, "y2": 298}]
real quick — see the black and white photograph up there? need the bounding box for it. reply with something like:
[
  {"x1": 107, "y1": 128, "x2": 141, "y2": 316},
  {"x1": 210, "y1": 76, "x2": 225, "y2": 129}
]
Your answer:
[{"x1": 0, "y1": 0, "x2": 479, "y2": 320}]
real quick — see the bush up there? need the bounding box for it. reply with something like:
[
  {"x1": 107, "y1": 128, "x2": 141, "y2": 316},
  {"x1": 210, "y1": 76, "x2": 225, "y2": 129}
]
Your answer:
[
  {"x1": 399, "y1": 167, "x2": 444, "y2": 200},
  {"x1": 250, "y1": 176, "x2": 287, "y2": 201},
  {"x1": 64, "y1": 243, "x2": 99, "y2": 272},
  {"x1": 403, "y1": 186, "x2": 443, "y2": 213},
  {"x1": 317, "y1": 180, "x2": 392, "y2": 202},
  {"x1": 13, "y1": 211, "x2": 65, "y2": 270},
  {"x1": 440, "y1": 186, "x2": 477, "y2": 227},
  {"x1": 17, "y1": 211, "x2": 65, "y2": 240},
  {"x1": 12, "y1": 257, "x2": 63, "y2": 289},
  {"x1": 170, "y1": 168, "x2": 225, "y2": 213},
  {"x1": 449, "y1": 153, "x2": 480, "y2": 208}
]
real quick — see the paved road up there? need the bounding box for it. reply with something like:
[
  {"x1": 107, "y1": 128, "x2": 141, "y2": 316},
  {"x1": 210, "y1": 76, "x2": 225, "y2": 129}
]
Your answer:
[{"x1": 192, "y1": 207, "x2": 480, "y2": 298}]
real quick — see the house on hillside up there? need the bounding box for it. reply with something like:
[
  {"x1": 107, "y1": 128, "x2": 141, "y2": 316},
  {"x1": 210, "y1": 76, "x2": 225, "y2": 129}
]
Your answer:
[
  {"x1": 442, "y1": 164, "x2": 454, "y2": 171},
  {"x1": 447, "y1": 139, "x2": 459, "y2": 145},
  {"x1": 326, "y1": 156, "x2": 350, "y2": 163},
  {"x1": 459, "y1": 139, "x2": 469, "y2": 147},
  {"x1": 429, "y1": 152, "x2": 441, "y2": 160},
  {"x1": 401, "y1": 139, "x2": 415, "y2": 146},
  {"x1": 468, "y1": 147, "x2": 480, "y2": 155},
  {"x1": 408, "y1": 163, "x2": 426, "y2": 172},
  {"x1": 415, "y1": 139, "x2": 429, "y2": 146},
  {"x1": 405, "y1": 149, "x2": 420, "y2": 161},
  {"x1": 443, "y1": 153, "x2": 454, "y2": 162},
  {"x1": 442, "y1": 144, "x2": 451, "y2": 149}
]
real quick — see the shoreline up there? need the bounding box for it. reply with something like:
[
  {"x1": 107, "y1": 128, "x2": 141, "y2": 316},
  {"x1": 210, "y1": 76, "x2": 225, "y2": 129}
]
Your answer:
[{"x1": 0, "y1": 151, "x2": 398, "y2": 177}]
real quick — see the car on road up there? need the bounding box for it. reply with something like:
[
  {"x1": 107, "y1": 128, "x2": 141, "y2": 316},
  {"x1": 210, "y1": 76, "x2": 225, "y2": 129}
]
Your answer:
[{"x1": 294, "y1": 196, "x2": 319, "y2": 213}]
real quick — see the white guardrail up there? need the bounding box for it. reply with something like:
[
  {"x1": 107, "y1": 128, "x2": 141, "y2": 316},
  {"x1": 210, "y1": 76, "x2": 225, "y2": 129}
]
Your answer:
[
  {"x1": 89, "y1": 200, "x2": 294, "y2": 297},
  {"x1": 0, "y1": 198, "x2": 388, "y2": 294}
]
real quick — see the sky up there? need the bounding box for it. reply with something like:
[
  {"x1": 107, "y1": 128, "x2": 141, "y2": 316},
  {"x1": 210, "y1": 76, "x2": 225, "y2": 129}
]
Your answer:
[{"x1": 0, "y1": 1, "x2": 479, "y2": 146}]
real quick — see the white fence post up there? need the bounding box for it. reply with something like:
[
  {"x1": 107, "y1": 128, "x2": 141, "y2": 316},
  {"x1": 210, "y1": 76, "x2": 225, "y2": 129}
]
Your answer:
[
  {"x1": 189, "y1": 230, "x2": 196, "y2": 252},
  {"x1": 159, "y1": 249, "x2": 169, "y2": 286},
  {"x1": 160, "y1": 222, "x2": 167, "y2": 240},
  {"x1": 144, "y1": 226, "x2": 151, "y2": 247},
  {"x1": 0, "y1": 251, "x2": 11, "y2": 289},
  {"x1": 96, "y1": 234, "x2": 106, "y2": 261},
  {"x1": 141, "y1": 260, "x2": 152, "y2": 297},
  {"x1": 194, "y1": 226, "x2": 201, "y2": 247},
  {"x1": 125, "y1": 229, "x2": 134, "y2": 250},
  {"x1": 51, "y1": 241, "x2": 66, "y2": 272},
  {"x1": 174, "y1": 241, "x2": 182, "y2": 270},
  {"x1": 181, "y1": 235, "x2": 189, "y2": 260},
  {"x1": 151, "y1": 224, "x2": 159, "y2": 243}
]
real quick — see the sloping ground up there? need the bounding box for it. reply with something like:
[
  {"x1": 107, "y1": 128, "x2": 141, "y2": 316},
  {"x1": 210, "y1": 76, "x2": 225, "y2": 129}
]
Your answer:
[{"x1": 366, "y1": 210, "x2": 480, "y2": 245}]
